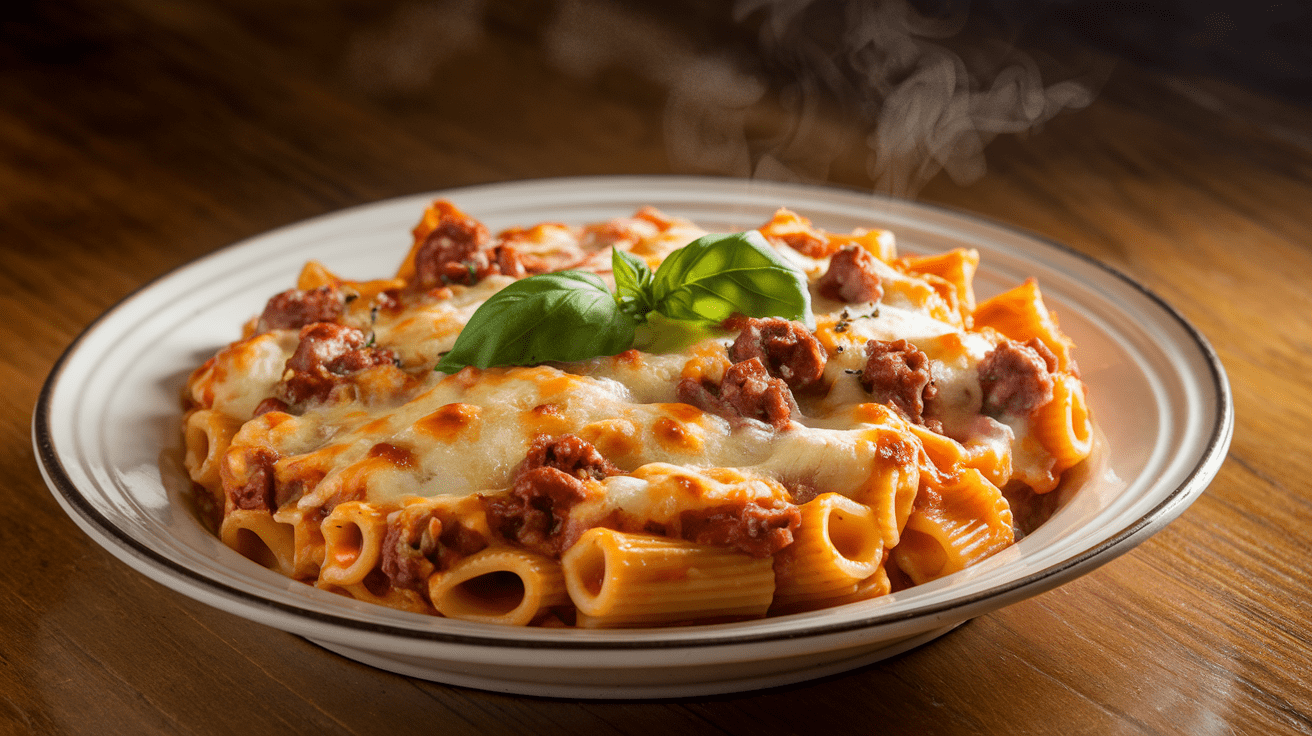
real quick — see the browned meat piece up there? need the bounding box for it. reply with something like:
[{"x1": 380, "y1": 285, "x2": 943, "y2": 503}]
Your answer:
[
  {"x1": 482, "y1": 466, "x2": 599, "y2": 557},
  {"x1": 679, "y1": 500, "x2": 801, "y2": 558},
  {"x1": 727, "y1": 317, "x2": 827, "y2": 391},
  {"x1": 280, "y1": 322, "x2": 396, "y2": 405},
  {"x1": 222, "y1": 446, "x2": 278, "y2": 511},
  {"x1": 978, "y1": 338, "x2": 1057, "y2": 417},
  {"x1": 256, "y1": 285, "x2": 344, "y2": 332},
  {"x1": 817, "y1": 245, "x2": 884, "y2": 304},
  {"x1": 519, "y1": 434, "x2": 619, "y2": 481},
  {"x1": 413, "y1": 214, "x2": 494, "y2": 287},
  {"x1": 860, "y1": 339, "x2": 938, "y2": 426},
  {"x1": 380, "y1": 507, "x2": 488, "y2": 591},
  {"x1": 493, "y1": 243, "x2": 526, "y2": 279},
  {"x1": 677, "y1": 357, "x2": 799, "y2": 431}
]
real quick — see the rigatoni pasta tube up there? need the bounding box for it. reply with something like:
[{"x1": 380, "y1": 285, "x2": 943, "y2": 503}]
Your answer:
[
  {"x1": 562, "y1": 529, "x2": 774, "y2": 628},
  {"x1": 904, "y1": 248, "x2": 979, "y2": 314},
  {"x1": 318, "y1": 501, "x2": 387, "y2": 587},
  {"x1": 822, "y1": 567, "x2": 892, "y2": 607},
  {"x1": 183, "y1": 409, "x2": 242, "y2": 497},
  {"x1": 892, "y1": 469, "x2": 1014, "y2": 585},
  {"x1": 1032, "y1": 373, "x2": 1093, "y2": 474},
  {"x1": 273, "y1": 506, "x2": 326, "y2": 580},
  {"x1": 772, "y1": 494, "x2": 884, "y2": 609},
  {"x1": 852, "y1": 427, "x2": 920, "y2": 548},
  {"x1": 428, "y1": 548, "x2": 569, "y2": 626},
  {"x1": 220, "y1": 509, "x2": 296, "y2": 576}
]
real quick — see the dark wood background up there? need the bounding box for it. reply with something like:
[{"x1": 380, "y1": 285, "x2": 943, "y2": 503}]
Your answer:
[{"x1": 3, "y1": 1, "x2": 1311, "y2": 733}]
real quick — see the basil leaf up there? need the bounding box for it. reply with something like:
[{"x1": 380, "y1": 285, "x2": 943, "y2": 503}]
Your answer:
[
  {"x1": 651, "y1": 231, "x2": 813, "y2": 328},
  {"x1": 632, "y1": 311, "x2": 721, "y2": 355},
  {"x1": 611, "y1": 248, "x2": 655, "y2": 319},
  {"x1": 434, "y1": 271, "x2": 635, "y2": 372}
]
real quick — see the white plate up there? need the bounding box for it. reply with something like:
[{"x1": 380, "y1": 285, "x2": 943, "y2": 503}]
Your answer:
[{"x1": 34, "y1": 176, "x2": 1233, "y2": 699}]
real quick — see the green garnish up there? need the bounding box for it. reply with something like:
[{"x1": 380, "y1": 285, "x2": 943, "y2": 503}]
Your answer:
[{"x1": 434, "y1": 231, "x2": 811, "y2": 373}]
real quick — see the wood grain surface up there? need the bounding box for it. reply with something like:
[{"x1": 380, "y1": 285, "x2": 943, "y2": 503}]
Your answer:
[{"x1": 3, "y1": 1, "x2": 1310, "y2": 734}]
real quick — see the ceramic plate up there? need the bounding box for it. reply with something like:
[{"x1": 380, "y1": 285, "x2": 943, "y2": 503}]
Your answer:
[{"x1": 34, "y1": 176, "x2": 1233, "y2": 698}]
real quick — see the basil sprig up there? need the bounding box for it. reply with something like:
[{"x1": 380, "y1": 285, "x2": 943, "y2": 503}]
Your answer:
[
  {"x1": 651, "y1": 231, "x2": 812, "y2": 326},
  {"x1": 611, "y1": 248, "x2": 656, "y2": 319},
  {"x1": 433, "y1": 271, "x2": 634, "y2": 373},
  {"x1": 434, "y1": 231, "x2": 811, "y2": 372}
]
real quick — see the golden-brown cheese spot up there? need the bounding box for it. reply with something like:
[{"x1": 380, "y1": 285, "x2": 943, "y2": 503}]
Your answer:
[
  {"x1": 353, "y1": 365, "x2": 416, "y2": 405},
  {"x1": 522, "y1": 402, "x2": 571, "y2": 436},
  {"x1": 367, "y1": 442, "x2": 416, "y2": 469},
  {"x1": 679, "y1": 341, "x2": 731, "y2": 384},
  {"x1": 261, "y1": 411, "x2": 296, "y2": 430},
  {"x1": 884, "y1": 274, "x2": 956, "y2": 323},
  {"x1": 280, "y1": 443, "x2": 353, "y2": 478},
  {"x1": 612, "y1": 349, "x2": 644, "y2": 367},
  {"x1": 393, "y1": 315, "x2": 425, "y2": 335},
  {"x1": 538, "y1": 372, "x2": 582, "y2": 399},
  {"x1": 852, "y1": 402, "x2": 900, "y2": 426},
  {"x1": 340, "y1": 409, "x2": 373, "y2": 424},
  {"x1": 674, "y1": 473, "x2": 710, "y2": 500},
  {"x1": 230, "y1": 333, "x2": 284, "y2": 373},
  {"x1": 439, "y1": 366, "x2": 485, "y2": 391},
  {"x1": 415, "y1": 403, "x2": 482, "y2": 443},
  {"x1": 702, "y1": 467, "x2": 750, "y2": 485},
  {"x1": 575, "y1": 418, "x2": 641, "y2": 468},
  {"x1": 929, "y1": 332, "x2": 968, "y2": 356},
  {"x1": 653, "y1": 417, "x2": 704, "y2": 454},
  {"x1": 659, "y1": 402, "x2": 704, "y2": 424},
  {"x1": 332, "y1": 457, "x2": 413, "y2": 503}
]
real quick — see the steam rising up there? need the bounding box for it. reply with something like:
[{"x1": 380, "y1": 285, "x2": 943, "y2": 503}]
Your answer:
[
  {"x1": 545, "y1": 0, "x2": 1099, "y2": 197},
  {"x1": 345, "y1": 0, "x2": 1102, "y2": 199}
]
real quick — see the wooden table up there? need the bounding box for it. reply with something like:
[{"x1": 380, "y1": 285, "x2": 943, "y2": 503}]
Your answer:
[{"x1": 4, "y1": 2, "x2": 1309, "y2": 733}]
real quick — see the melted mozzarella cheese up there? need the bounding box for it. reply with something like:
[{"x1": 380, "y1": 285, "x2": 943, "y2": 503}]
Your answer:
[
  {"x1": 193, "y1": 209, "x2": 1072, "y2": 536},
  {"x1": 193, "y1": 331, "x2": 298, "y2": 419}
]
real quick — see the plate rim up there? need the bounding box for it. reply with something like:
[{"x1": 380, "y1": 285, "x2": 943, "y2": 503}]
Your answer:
[{"x1": 32, "y1": 174, "x2": 1234, "y2": 651}]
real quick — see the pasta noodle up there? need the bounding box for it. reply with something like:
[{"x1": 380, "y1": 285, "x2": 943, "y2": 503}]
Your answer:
[
  {"x1": 892, "y1": 469, "x2": 1015, "y2": 585},
  {"x1": 319, "y1": 502, "x2": 387, "y2": 587},
  {"x1": 562, "y1": 529, "x2": 775, "y2": 627},
  {"x1": 772, "y1": 493, "x2": 884, "y2": 610},
  {"x1": 219, "y1": 509, "x2": 296, "y2": 576},
  {"x1": 429, "y1": 548, "x2": 568, "y2": 625},
  {"x1": 1033, "y1": 373, "x2": 1094, "y2": 473},
  {"x1": 181, "y1": 201, "x2": 1095, "y2": 627}
]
